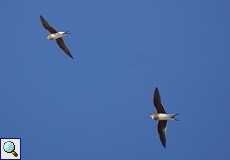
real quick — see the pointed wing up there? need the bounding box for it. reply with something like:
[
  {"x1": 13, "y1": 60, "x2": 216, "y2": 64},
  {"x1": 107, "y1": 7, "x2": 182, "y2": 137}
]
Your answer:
[
  {"x1": 158, "y1": 120, "x2": 167, "y2": 148},
  {"x1": 40, "y1": 15, "x2": 57, "y2": 33},
  {"x1": 153, "y1": 87, "x2": 166, "y2": 113},
  {"x1": 56, "y1": 38, "x2": 74, "y2": 59}
]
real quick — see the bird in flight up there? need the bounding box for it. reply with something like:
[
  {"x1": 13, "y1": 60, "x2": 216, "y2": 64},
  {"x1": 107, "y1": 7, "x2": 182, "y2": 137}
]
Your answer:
[
  {"x1": 150, "y1": 87, "x2": 179, "y2": 148},
  {"x1": 40, "y1": 15, "x2": 73, "y2": 59}
]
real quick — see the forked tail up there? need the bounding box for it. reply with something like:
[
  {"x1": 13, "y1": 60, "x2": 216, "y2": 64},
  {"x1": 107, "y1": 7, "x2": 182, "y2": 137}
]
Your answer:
[
  {"x1": 171, "y1": 113, "x2": 180, "y2": 121},
  {"x1": 64, "y1": 31, "x2": 70, "y2": 35}
]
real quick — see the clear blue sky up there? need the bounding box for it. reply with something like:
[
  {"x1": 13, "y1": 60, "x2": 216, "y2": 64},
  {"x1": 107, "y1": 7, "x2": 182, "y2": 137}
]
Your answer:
[{"x1": 1, "y1": 0, "x2": 230, "y2": 159}]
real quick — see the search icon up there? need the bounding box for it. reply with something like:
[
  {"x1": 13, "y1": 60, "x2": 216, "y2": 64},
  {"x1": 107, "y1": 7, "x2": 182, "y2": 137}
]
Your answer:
[{"x1": 3, "y1": 141, "x2": 18, "y2": 157}]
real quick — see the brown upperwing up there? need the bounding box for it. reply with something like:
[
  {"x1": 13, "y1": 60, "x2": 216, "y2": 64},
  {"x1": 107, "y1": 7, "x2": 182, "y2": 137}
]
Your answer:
[
  {"x1": 153, "y1": 87, "x2": 166, "y2": 113},
  {"x1": 158, "y1": 120, "x2": 167, "y2": 148},
  {"x1": 40, "y1": 15, "x2": 57, "y2": 34},
  {"x1": 56, "y1": 38, "x2": 73, "y2": 59}
]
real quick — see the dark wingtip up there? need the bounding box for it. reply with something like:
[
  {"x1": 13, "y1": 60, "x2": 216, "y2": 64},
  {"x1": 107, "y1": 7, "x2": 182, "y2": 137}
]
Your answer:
[
  {"x1": 40, "y1": 15, "x2": 45, "y2": 22},
  {"x1": 155, "y1": 87, "x2": 159, "y2": 92},
  {"x1": 69, "y1": 55, "x2": 74, "y2": 59},
  {"x1": 154, "y1": 87, "x2": 160, "y2": 96}
]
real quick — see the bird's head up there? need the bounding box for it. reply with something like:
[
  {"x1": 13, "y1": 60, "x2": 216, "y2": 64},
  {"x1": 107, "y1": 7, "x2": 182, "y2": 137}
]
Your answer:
[
  {"x1": 47, "y1": 35, "x2": 52, "y2": 40},
  {"x1": 150, "y1": 114, "x2": 154, "y2": 119}
]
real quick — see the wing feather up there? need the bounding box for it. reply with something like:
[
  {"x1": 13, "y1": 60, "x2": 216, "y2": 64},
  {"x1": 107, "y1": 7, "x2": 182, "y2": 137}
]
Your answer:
[
  {"x1": 40, "y1": 15, "x2": 57, "y2": 33},
  {"x1": 158, "y1": 120, "x2": 167, "y2": 148},
  {"x1": 56, "y1": 38, "x2": 73, "y2": 59},
  {"x1": 153, "y1": 88, "x2": 166, "y2": 113}
]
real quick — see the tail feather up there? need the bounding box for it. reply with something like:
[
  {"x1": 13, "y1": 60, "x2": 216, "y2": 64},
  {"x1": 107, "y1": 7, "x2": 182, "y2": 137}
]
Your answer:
[
  {"x1": 64, "y1": 31, "x2": 70, "y2": 34},
  {"x1": 172, "y1": 113, "x2": 180, "y2": 121}
]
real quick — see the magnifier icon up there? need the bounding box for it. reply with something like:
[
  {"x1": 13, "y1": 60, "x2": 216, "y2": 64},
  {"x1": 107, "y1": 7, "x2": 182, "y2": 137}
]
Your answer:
[{"x1": 3, "y1": 141, "x2": 18, "y2": 157}]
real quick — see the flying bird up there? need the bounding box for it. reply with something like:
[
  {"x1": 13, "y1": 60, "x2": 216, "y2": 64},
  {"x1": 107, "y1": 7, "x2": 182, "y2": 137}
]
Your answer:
[
  {"x1": 150, "y1": 87, "x2": 179, "y2": 148},
  {"x1": 40, "y1": 15, "x2": 73, "y2": 59}
]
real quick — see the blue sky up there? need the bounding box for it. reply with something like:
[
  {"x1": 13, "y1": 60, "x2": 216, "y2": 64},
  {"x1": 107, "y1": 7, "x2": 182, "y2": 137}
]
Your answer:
[{"x1": 1, "y1": 0, "x2": 230, "y2": 159}]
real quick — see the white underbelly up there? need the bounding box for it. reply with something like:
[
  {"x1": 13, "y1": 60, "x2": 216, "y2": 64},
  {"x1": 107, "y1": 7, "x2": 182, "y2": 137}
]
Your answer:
[
  {"x1": 53, "y1": 33, "x2": 63, "y2": 39},
  {"x1": 157, "y1": 114, "x2": 170, "y2": 120},
  {"x1": 50, "y1": 32, "x2": 66, "y2": 40}
]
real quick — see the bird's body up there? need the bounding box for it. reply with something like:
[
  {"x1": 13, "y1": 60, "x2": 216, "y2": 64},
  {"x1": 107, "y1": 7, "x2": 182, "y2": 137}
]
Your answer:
[
  {"x1": 47, "y1": 32, "x2": 68, "y2": 40},
  {"x1": 150, "y1": 113, "x2": 176, "y2": 121},
  {"x1": 150, "y1": 87, "x2": 179, "y2": 148},
  {"x1": 40, "y1": 15, "x2": 73, "y2": 59}
]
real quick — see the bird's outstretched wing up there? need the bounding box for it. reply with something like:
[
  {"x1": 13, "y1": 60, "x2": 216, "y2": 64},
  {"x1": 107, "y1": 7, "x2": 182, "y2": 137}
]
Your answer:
[
  {"x1": 40, "y1": 15, "x2": 57, "y2": 34},
  {"x1": 56, "y1": 38, "x2": 73, "y2": 59},
  {"x1": 158, "y1": 120, "x2": 167, "y2": 148},
  {"x1": 153, "y1": 87, "x2": 166, "y2": 113}
]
